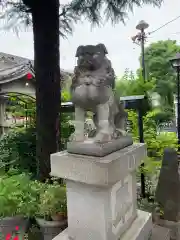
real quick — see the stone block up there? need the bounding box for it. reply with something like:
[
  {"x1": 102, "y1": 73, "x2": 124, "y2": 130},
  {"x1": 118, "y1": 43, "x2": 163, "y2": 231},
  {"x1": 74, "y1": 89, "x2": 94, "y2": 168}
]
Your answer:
[
  {"x1": 150, "y1": 225, "x2": 170, "y2": 240},
  {"x1": 53, "y1": 211, "x2": 152, "y2": 240},
  {"x1": 51, "y1": 144, "x2": 149, "y2": 240},
  {"x1": 155, "y1": 219, "x2": 180, "y2": 240},
  {"x1": 120, "y1": 210, "x2": 152, "y2": 240},
  {"x1": 66, "y1": 177, "x2": 137, "y2": 240},
  {"x1": 51, "y1": 143, "x2": 146, "y2": 186},
  {"x1": 67, "y1": 136, "x2": 133, "y2": 157}
]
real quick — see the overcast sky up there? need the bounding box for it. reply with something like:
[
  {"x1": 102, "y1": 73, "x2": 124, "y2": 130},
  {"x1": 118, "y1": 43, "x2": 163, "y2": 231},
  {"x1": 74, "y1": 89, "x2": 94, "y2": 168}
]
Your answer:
[{"x1": 0, "y1": 0, "x2": 179, "y2": 76}]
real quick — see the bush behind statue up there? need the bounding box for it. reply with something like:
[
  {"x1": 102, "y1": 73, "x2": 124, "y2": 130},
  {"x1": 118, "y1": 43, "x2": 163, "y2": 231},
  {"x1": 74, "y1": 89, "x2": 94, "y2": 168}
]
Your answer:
[
  {"x1": 0, "y1": 113, "x2": 74, "y2": 175},
  {"x1": 128, "y1": 109, "x2": 178, "y2": 207}
]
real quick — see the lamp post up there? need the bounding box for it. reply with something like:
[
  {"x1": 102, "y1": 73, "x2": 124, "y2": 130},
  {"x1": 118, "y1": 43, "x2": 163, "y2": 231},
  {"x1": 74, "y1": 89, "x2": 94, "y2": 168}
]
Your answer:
[
  {"x1": 131, "y1": 20, "x2": 149, "y2": 143},
  {"x1": 170, "y1": 53, "x2": 180, "y2": 152},
  {"x1": 132, "y1": 20, "x2": 149, "y2": 199},
  {"x1": 132, "y1": 20, "x2": 149, "y2": 84}
]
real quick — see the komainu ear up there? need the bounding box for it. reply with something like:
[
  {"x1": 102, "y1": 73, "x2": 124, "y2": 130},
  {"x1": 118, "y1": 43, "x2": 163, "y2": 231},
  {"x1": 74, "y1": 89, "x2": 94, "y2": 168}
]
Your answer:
[
  {"x1": 96, "y1": 43, "x2": 108, "y2": 54},
  {"x1": 75, "y1": 45, "x2": 84, "y2": 57}
]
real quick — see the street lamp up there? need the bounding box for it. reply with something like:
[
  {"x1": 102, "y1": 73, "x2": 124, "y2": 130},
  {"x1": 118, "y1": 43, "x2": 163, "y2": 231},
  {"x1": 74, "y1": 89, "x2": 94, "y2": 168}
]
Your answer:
[
  {"x1": 132, "y1": 20, "x2": 149, "y2": 82},
  {"x1": 170, "y1": 53, "x2": 180, "y2": 152},
  {"x1": 131, "y1": 20, "x2": 149, "y2": 199},
  {"x1": 136, "y1": 20, "x2": 149, "y2": 31},
  {"x1": 136, "y1": 20, "x2": 149, "y2": 82}
]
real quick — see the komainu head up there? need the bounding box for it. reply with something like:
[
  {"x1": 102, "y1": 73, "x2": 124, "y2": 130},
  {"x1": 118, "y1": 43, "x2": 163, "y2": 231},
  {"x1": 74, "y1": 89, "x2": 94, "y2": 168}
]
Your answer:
[{"x1": 75, "y1": 43, "x2": 108, "y2": 70}]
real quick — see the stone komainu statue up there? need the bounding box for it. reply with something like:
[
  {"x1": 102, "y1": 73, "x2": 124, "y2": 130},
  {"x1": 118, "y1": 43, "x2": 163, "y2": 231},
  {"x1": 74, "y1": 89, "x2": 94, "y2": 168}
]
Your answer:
[{"x1": 70, "y1": 43, "x2": 127, "y2": 143}]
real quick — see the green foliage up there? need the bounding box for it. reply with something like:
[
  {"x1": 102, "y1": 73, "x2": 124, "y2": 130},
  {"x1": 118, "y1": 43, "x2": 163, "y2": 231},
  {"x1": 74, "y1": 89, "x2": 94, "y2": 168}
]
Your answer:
[
  {"x1": 0, "y1": 0, "x2": 163, "y2": 39},
  {"x1": 128, "y1": 109, "x2": 178, "y2": 158},
  {"x1": 37, "y1": 183, "x2": 67, "y2": 220},
  {"x1": 0, "y1": 1, "x2": 80, "y2": 38},
  {"x1": 116, "y1": 69, "x2": 155, "y2": 97},
  {"x1": 138, "y1": 198, "x2": 157, "y2": 213},
  {"x1": 6, "y1": 94, "x2": 36, "y2": 127},
  {"x1": 128, "y1": 108, "x2": 178, "y2": 207},
  {"x1": 0, "y1": 172, "x2": 67, "y2": 220},
  {"x1": 143, "y1": 40, "x2": 180, "y2": 107},
  {"x1": 61, "y1": 90, "x2": 71, "y2": 102},
  {"x1": 115, "y1": 70, "x2": 154, "y2": 113},
  {"x1": 69, "y1": 0, "x2": 162, "y2": 26},
  {"x1": 0, "y1": 113, "x2": 74, "y2": 176},
  {"x1": 150, "y1": 107, "x2": 174, "y2": 124},
  {"x1": 60, "y1": 113, "x2": 74, "y2": 150},
  {"x1": 0, "y1": 127, "x2": 36, "y2": 174},
  {"x1": 0, "y1": 173, "x2": 39, "y2": 217}
]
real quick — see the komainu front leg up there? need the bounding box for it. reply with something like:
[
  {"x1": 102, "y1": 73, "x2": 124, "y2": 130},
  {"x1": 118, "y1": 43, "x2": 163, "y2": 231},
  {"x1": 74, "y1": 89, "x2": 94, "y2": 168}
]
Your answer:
[
  {"x1": 94, "y1": 103, "x2": 113, "y2": 143},
  {"x1": 70, "y1": 106, "x2": 85, "y2": 142}
]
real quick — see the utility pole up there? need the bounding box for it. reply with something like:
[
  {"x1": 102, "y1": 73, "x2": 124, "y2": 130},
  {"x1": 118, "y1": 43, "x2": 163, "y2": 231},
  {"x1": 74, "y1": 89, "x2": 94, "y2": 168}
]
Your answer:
[
  {"x1": 132, "y1": 20, "x2": 149, "y2": 198},
  {"x1": 132, "y1": 20, "x2": 149, "y2": 83}
]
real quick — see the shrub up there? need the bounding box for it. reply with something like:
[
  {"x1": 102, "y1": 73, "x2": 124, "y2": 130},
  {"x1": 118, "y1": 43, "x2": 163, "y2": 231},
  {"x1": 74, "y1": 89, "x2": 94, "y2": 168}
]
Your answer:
[
  {"x1": 148, "y1": 107, "x2": 174, "y2": 125},
  {"x1": 0, "y1": 174, "x2": 39, "y2": 217},
  {"x1": 127, "y1": 110, "x2": 178, "y2": 157},
  {"x1": 0, "y1": 173, "x2": 66, "y2": 219},
  {"x1": 0, "y1": 113, "x2": 74, "y2": 175},
  {"x1": 36, "y1": 182, "x2": 67, "y2": 220},
  {"x1": 128, "y1": 109, "x2": 178, "y2": 206}
]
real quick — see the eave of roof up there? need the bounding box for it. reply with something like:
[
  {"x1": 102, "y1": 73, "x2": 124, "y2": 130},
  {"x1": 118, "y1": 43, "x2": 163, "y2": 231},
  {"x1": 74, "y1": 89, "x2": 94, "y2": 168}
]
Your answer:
[{"x1": 0, "y1": 52, "x2": 73, "y2": 84}]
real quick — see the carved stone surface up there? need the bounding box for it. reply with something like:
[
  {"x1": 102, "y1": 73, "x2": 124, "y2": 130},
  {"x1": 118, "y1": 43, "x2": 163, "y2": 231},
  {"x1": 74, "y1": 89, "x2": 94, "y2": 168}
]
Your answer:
[
  {"x1": 51, "y1": 143, "x2": 153, "y2": 240},
  {"x1": 51, "y1": 143, "x2": 147, "y2": 186},
  {"x1": 111, "y1": 174, "x2": 135, "y2": 237},
  {"x1": 69, "y1": 43, "x2": 131, "y2": 147}
]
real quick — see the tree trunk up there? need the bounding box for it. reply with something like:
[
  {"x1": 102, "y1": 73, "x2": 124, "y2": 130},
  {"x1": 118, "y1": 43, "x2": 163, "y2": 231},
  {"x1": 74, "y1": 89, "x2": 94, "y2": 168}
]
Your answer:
[{"x1": 31, "y1": 0, "x2": 60, "y2": 181}]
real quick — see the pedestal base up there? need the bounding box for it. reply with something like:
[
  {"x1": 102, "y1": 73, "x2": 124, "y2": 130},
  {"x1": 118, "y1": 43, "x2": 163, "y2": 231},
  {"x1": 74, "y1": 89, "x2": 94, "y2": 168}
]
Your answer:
[
  {"x1": 67, "y1": 136, "x2": 133, "y2": 157},
  {"x1": 120, "y1": 210, "x2": 152, "y2": 240},
  {"x1": 51, "y1": 144, "x2": 148, "y2": 240},
  {"x1": 53, "y1": 210, "x2": 152, "y2": 240}
]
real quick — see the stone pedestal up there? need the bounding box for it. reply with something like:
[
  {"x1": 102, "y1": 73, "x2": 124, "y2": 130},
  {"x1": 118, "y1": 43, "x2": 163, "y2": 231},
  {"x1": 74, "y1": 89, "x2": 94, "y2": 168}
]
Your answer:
[{"x1": 51, "y1": 143, "x2": 152, "y2": 240}]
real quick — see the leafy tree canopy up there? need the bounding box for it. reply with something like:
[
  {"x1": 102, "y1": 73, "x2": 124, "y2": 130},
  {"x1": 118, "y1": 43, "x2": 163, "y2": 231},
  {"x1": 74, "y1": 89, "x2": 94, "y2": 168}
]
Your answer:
[
  {"x1": 142, "y1": 40, "x2": 180, "y2": 106},
  {"x1": 68, "y1": 0, "x2": 162, "y2": 25},
  {"x1": 0, "y1": 0, "x2": 163, "y2": 37},
  {"x1": 0, "y1": 1, "x2": 79, "y2": 37},
  {"x1": 115, "y1": 68, "x2": 155, "y2": 97}
]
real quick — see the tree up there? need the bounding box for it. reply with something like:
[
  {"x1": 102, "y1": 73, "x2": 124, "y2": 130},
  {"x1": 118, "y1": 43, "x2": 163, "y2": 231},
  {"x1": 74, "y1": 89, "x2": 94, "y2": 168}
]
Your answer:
[
  {"x1": 142, "y1": 40, "x2": 180, "y2": 107},
  {"x1": 116, "y1": 69, "x2": 155, "y2": 97},
  {"x1": 0, "y1": 2, "x2": 79, "y2": 38},
  {"x1": 0, "y1": 0, "x2": 163, "y2": 181}
]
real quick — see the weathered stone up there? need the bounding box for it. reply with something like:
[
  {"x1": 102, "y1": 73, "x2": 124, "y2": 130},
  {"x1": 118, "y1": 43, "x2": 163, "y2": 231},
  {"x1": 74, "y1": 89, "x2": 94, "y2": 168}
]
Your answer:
[
  {"x1": 69, "y1": 43, "x2": 130, "y2": 145},
  {"x1": 150, "y1": 225, "x2": 170, "y2": 240},
  {"x1": 51, "y1": 143, "x2": 152, "y2": 240},
  {"x1": 51, "y1": 143, "x2": 146, "y2": 186},
  {"x1": 155, "y1": 148, "x2": 180, "y2": 222},
  {"x1": 53, "y1": 210, "x2": 152, "y2": 240},
  {"x1": 67, "y1": 135, "x2": 133, "y2": 157}
]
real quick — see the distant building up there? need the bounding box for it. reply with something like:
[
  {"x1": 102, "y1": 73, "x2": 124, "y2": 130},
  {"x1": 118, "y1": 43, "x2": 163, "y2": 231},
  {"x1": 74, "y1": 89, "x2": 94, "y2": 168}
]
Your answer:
[{"x1": 0, "y1": 52, "x2": 72, "y2": 134}]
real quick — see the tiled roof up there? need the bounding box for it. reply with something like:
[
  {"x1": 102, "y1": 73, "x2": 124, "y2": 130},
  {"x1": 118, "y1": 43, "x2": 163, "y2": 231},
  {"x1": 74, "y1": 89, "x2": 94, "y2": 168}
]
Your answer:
[
  {"x1": 0, "y1": 52, "x2": 33, "y2": 66},
  {"x1": 0, "y1": 52, "x2": 73, "y2": 84},
  {"x1": 0, "y1": 52, "x2": 33, "y2": 83}
]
